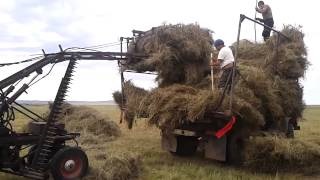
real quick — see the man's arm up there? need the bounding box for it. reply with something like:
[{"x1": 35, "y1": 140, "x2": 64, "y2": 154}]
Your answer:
[
  {"x1": 255, "y1": 17, "x2": 264, "y2": 23},
  {"x1": 256, "y1": 5, "x2": 268, "y2": 13},
  {"x1": 211, "y1": 57, "x2": 221, "y2": 66}
]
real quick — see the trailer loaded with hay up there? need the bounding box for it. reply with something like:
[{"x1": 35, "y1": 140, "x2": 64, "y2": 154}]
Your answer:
[{"x1": 114, "y1": 14, "x2": 308, "y2": 163}]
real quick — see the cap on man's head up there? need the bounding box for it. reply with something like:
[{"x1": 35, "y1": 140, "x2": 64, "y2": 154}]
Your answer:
[
  {"x1": 214, "y1": 39, "x2": 224, "y2": 47},
  {"x1": 258, "y1": 1, "x2": 264, "y2": 5}
]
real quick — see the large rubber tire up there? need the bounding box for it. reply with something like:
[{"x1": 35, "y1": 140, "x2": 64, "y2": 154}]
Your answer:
[
  {"x1": 50, "y1": 147, "x2": 88, "y2": 180},
  {"x1": 174, "y1": 136, "x2": 198, "y2": 156}
]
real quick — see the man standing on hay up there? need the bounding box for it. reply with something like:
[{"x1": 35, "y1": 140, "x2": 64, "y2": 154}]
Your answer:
[
  {"x1": 213, "y1": 39, "x2": 234, "y2": 90},
  {"x1": 255, "y1": 1, "x2": 274, "y2": 41}
]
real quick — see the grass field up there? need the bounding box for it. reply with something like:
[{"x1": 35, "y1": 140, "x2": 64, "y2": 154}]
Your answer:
[{"x1": 1, "y1": 105, "x2": 319, "y2": 180}]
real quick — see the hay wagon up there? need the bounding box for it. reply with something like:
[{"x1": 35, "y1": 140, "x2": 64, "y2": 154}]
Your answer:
[
  {"x1": 157, "y1": 15, "x2": 299, "y2": 163},
  {"x1": 114, "y1": 15, "x2": 304, "y2": 164}
]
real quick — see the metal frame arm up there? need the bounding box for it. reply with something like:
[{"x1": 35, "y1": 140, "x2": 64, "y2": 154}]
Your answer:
[
  {"x1": 240, "y1": 14, "x2": 289, "y2": 39},
  {"x1": 0, "y1": 51, "x2": 147, "y2": 90},
  {"x1": 61, "y1": 51, "x2": 146, "y2": 60},
  {"x1": 0, "y1": 54, "x2": 63, "y2": 90},
  {"x1": 229, "y1": 14, "x2": 290, "y2": 112}
]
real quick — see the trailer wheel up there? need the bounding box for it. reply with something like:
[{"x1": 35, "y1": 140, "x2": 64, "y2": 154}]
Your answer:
[
  {"x1": 50, "y1": 147, "x2": 88, "y2": 180},
  {"x1": 174, "y1": 135, "x2": 198, "y2": 156}
]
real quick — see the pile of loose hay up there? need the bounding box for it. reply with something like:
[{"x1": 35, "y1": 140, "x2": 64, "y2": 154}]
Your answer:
[
  {"x1": 34, "y1": 103, "x2": 121, "y2": 140},
  {"x1": 40, "y1": 104, "x2": 142, "y2": 179},
  {"x1": 126, "y1": 24, "x2": 213, "y2": 87},
  {"x1": 142, "y1": 84, "x2": 264, "y2": 131},
  {"x1": 244, "y1": 136, "x2": 320, "y2": 174},
  {"x1": 61, "y1": 105, "x2": 121, "y2": 138},
  {"x1": 84, "y1": 153, "x2": 142, "y2": 180},
  {"x1": 62, "y1": 106, "x2": 142, "y2": 180},
  {"x1": 113, "y1": 81, "x2": 149, "y2": 129}
]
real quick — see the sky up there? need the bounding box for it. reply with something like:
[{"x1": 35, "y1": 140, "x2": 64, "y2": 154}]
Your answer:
[{"x1": 0, "y1": 0, "x2": 319, "y2": 104}]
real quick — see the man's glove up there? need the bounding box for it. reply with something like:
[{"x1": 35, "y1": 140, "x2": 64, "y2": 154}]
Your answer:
[{"x1": 255, "y1": 18, "x2": 264, "y2": 23}]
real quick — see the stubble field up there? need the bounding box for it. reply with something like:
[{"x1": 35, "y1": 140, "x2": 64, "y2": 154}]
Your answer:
[{"x1": 1, "y1": 105, "x2": 319, "y2": 180}]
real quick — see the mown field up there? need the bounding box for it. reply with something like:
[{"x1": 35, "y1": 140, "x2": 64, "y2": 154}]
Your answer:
[{"x1": 1, "y1": 105, "x2": 319, "y2": 180}]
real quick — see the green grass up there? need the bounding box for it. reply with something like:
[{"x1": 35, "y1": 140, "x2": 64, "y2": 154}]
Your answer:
[
  {"x1": 296, "y1": 106, "x2": 320, "y2": 145},
  {"x1": 1, "y1": 105, "x2": 319, "y2": 180}
]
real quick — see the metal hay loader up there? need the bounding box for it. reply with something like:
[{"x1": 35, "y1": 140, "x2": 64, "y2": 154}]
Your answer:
[{"x1": 0, "y1": 45, "x2": 145, "y2": 179}]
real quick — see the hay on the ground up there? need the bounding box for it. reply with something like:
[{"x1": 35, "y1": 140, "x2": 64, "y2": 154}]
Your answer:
[
  {"x1": 28, "y1": 104, "x2": 141, "y2": 179},
  {"x1": 59, "y1": 105, "x2": 143, "y2": 179},
  {"x1": 64, "y1": 106, "x2": 144, "y2": 180},
  {"x1": 244, "y1": 136, "x2": 320, "y2": 174},
  {"x1": 32, "y1": 103, "x2": 121, "y2": 140},
  {"x1": 84, "y1": 153, "x2": 142, "y2": 180},
  {"x1": 60, "y1": 105, "x2": 121, "y2": 138}
]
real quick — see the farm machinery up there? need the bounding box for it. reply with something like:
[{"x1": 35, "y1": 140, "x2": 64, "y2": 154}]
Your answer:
[
  {"x1": 0, "y1": 14, "x2": 300, "y2": 179},
  {"x1": 0, "y1": 44, "x2": 145, "y2": 179}
]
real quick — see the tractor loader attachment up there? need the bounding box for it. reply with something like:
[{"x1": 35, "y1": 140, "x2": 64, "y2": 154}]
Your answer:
[{"x1": 0, "y1": 42, "x2": 146, "y2": 179}]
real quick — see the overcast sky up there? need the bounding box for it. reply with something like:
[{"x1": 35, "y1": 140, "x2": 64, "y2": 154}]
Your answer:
[{"x1": 0, "y1": 0, "x2": 319, "y2": 104}]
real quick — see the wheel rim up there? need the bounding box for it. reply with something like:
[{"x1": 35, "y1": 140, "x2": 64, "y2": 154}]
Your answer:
[{"x1": 59, "y1": 156, "x2": 83, "y2": 179}]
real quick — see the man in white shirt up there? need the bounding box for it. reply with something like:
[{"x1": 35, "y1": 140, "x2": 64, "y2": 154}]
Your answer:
[{"x1": 213, "y1": 39, "x2": 234, "y2": 89}]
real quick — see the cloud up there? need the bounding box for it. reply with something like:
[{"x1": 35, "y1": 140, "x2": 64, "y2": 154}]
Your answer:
[{"x1": 0, "y1": 1, "x2": 15, "y2": 11}]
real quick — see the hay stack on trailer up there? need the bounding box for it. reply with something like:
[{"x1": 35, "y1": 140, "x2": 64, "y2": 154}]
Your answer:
[
  {"x1": 113, "y1": 24, "x2": 320, "y2": 172},
  {"x1": 126, "y1": 24, "x2": 213, "y2": 87},
  {"x1": 115, "y1": 24, "x2": 307, "y2": 134}
]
